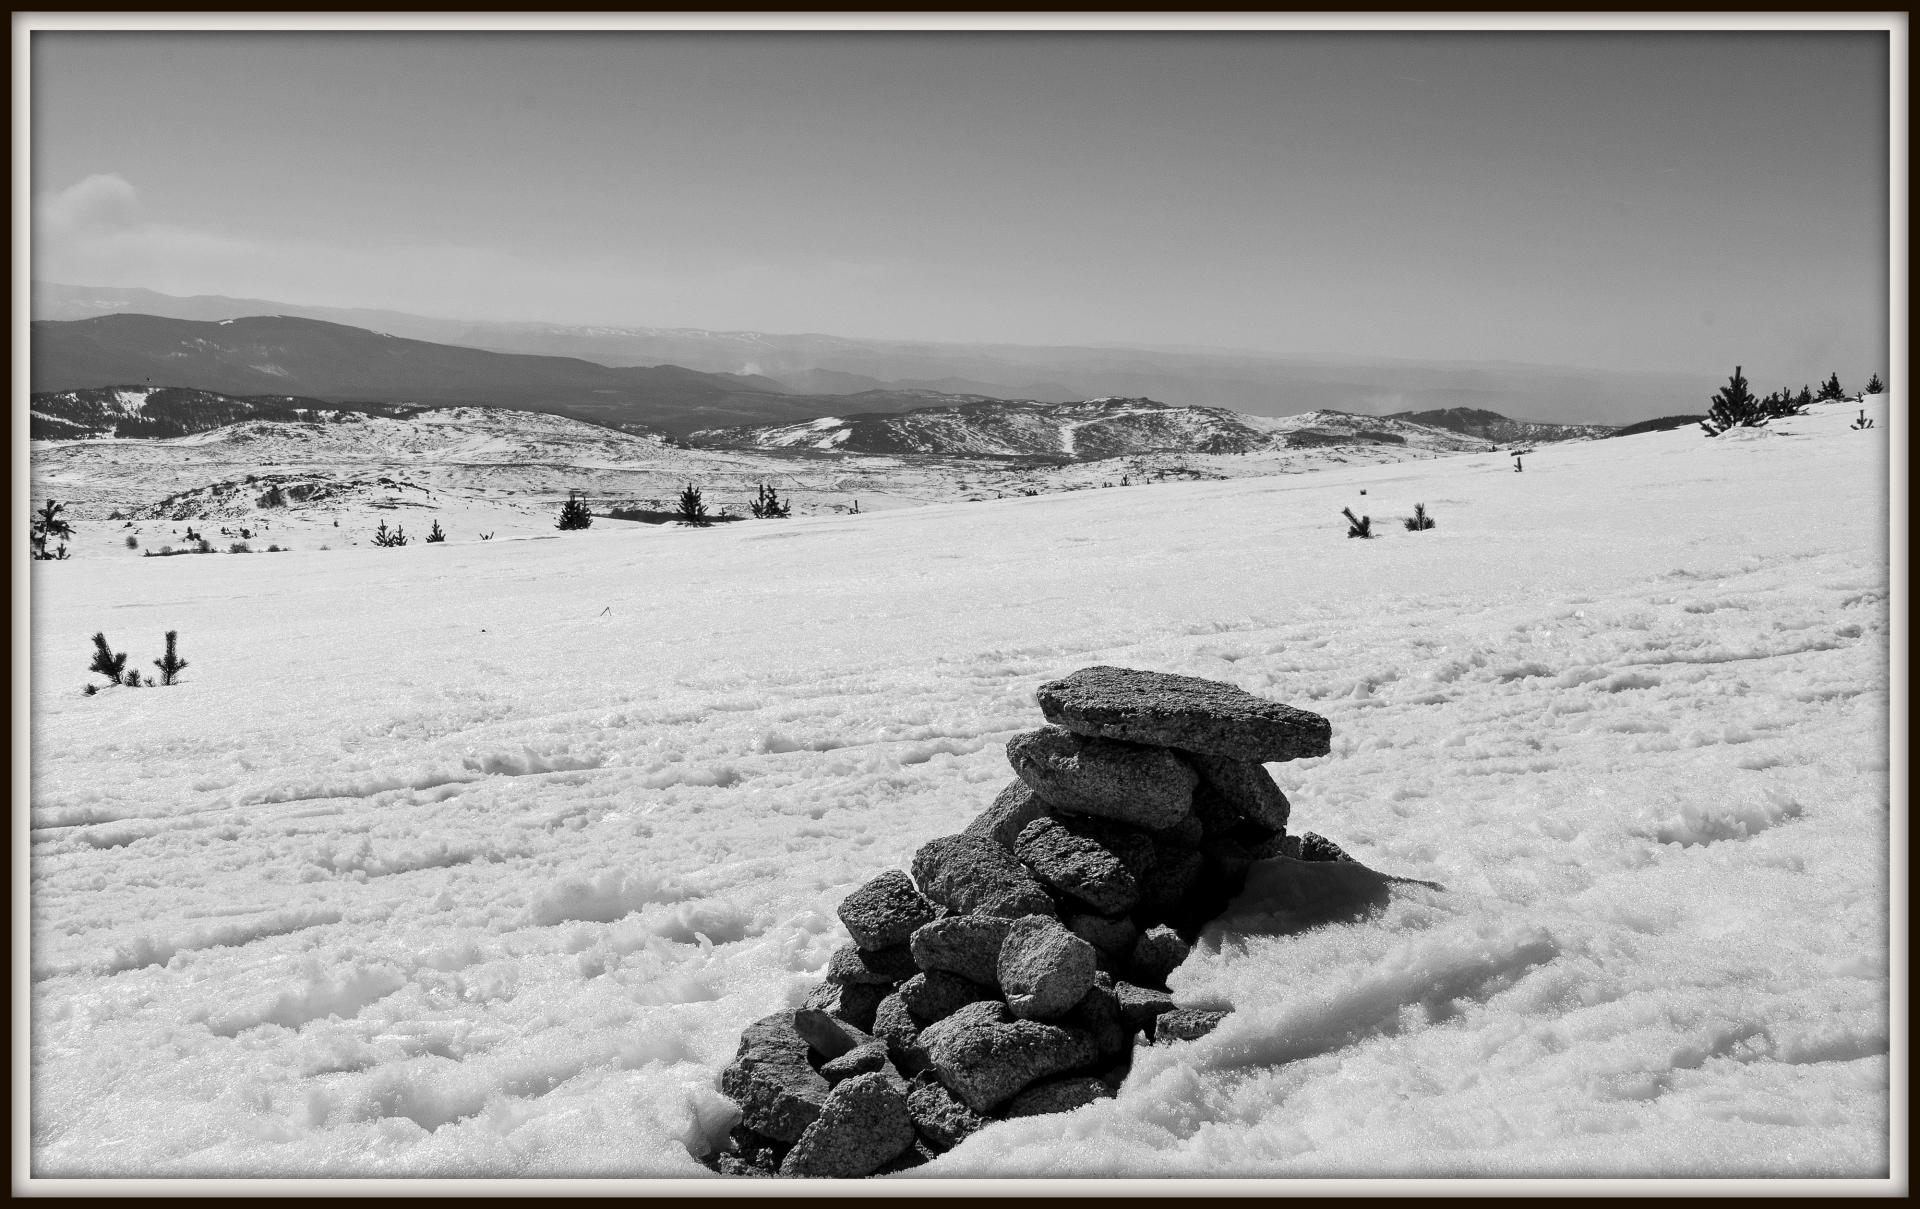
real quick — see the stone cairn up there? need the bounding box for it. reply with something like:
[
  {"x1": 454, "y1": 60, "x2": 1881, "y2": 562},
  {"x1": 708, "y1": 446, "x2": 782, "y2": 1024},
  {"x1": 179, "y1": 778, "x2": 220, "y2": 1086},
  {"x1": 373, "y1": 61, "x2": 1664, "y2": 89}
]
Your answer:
[{"x1": 706, "y1": 665, "x2": 1360, "y2": 1178}]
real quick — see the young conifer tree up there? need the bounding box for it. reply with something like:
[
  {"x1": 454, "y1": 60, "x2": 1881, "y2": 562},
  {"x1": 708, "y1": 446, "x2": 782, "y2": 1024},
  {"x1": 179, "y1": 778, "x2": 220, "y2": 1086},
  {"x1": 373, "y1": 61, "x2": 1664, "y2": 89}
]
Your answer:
[
  {"x1": 1816, "y1": 372, "x2": 1846, "y2": 402},
  {"x1": 153, "y1": 630, "x2": 188, "y2": 685},
  {"x1": 676, "y1": 483, "x2": 710, "y2": 526},
  {"x1": 88, "y1": 632, "x2": 128, "y2": 685},
  {"x1": 425, "y1": 519, "x2": 447, "y2": 542},
  {"x1": 556, "y1": 491, "x2": 593, "y2": 530},
  {"x1": 1701, "y1": 366, "x2": 1764, "y2": 436},
  {"x1": 1865, "y1": 373, "x2": 1885, "y2": 394},
  {"x1": 749, "y1": 484, "x2": 791, "y2": 518}
]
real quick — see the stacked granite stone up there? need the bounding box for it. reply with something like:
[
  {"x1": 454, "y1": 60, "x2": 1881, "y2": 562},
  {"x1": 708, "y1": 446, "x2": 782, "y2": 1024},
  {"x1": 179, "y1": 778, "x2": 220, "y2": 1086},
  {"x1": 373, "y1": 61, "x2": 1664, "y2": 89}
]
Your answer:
[{"x1": 708, "y1": 665, "x2": 1356, "y2": 1178}]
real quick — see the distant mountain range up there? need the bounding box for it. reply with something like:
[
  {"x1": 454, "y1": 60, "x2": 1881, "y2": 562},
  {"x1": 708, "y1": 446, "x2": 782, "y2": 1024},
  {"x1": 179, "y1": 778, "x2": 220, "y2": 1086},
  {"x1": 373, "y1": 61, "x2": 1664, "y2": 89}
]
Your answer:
[
  {"x1": 1382, "y1": 407, "x2": 1617, "y2": 446},
  {"x1": 691, "y1": 397, "x2": 1507, "y2": 462},
  {"x1": 29, "y1": 386, "x2": 428, "y2": 441},
  {"x1": 27, "y1": 313, "x2": 958, "y2": 435},
  {"x1": 32, "y1": 282, "x2": 1705, "y2": 426}
]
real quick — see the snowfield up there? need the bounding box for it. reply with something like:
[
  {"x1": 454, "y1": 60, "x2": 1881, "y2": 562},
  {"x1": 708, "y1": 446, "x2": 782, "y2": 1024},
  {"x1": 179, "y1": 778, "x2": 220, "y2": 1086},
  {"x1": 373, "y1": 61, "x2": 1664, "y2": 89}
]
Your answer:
[{"x1": 23, "y1": 394, "x2": 1898, "y2": 1188}]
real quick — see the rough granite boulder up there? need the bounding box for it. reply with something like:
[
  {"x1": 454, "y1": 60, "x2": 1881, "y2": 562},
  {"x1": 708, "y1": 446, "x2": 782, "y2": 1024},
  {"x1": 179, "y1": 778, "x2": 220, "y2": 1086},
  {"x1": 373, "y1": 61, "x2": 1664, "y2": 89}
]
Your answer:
[
  {"x1": 720, "y1": 1011, "x2": 834, "y2": 1143},
  {"x1": 820, "y1": 1041, "x2": 895, "y2": 1084},
  {"x1": 919, "y1": 1000, "x2": 1100, "y2": 1114},
  {"x1": 898, "y1": 970, "x2": 997, "y2": 1023},
  {"x1": 1003, "y1": 1075, "x2": 1114, "y2": 1118},
  {"x1": 911, "y1": 834, "x2": 1057, "y2": 920},
  {"x1": 963, "y1": 779, "x2": 1051, "y2": 851},
  {"x1": 838, "y1": 869, "x2": 939, "y2": 951},
  {"x1": 802, "y1": 980, "x2": 888, "y2": 1034},
  {"x1": 1065, "y1": 972, "x2": 1130, "y2": 1060},
  {"x1": 910, "y1": 914, "x2": 1010, "y2": 988},
  {"x1": 1013, "y1": 816, "x2": 1141, "y2": 914},
  {"x1": 870, "y1": 992, "x2": 933, "y2": 1076},
  {"x1": 997, "y1": 914, "x2": 1098, "y2": 1021},
  {"x1": 778, "y1": 1071, "x2": 916, "y2": 1178},
  {"x1": 1128, "y1": 925, "x2": 1192, "y2": 990},
  {"x1": 1005, "y1": 726, "x2": 1197, "y2": 829},
  {"x1": 906, "y1": 1079, "x2": 988, "y2": 1151},
  {"x1": 1152, "y1": 1007, "x2": 1229, "y2": 1043},
  {"x1": 791, "y1": 1006, "x2": 876, "y2": 1060},
  {"x1": 1036, "y1": 665, "x2": 1331, "y2": 763},
  {"x1": 1183, "y1": 750, "x2": 1293, "y2": 830},
  {"x1": 1113, "y1": 981, "x2": 1176, "y2": 1029},
  {"x1": 827, "y1": 941, "x2": 921, "y2": 986}
]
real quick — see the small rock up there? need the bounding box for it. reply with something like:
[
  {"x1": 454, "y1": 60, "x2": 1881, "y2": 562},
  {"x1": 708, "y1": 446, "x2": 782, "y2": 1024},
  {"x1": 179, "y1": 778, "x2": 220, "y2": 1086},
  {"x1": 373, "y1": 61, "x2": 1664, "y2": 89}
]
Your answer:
[
  {"x1": 826, "y1": 941, "x2": 920, "y2": 986},
  {"x1": 897, "y1": 970, "x2": 996, "y2": 1023},
  {"x1": 1014, "y1": 816, "x2": 1140, "y2": 914},
  {"x1": 710, "y1": 1123, "x2": 782, "y2": 1176},
  {"x1": 1152, "y1": 1008, "x2": 1228, "y2": 1043},
  {"x1": 802, "y1": 980, "x2": 888, "y2": 1034},
  {"x1": 870, "y1": 992, "x2": 932, "y2": 1075},
  {"x1": 778, "y1": 1071, "x2": 916, "y2": 1178},
  {"x1": 1182, "y1": 751, "x2": 1292, "y2": 830},
  {"x1": 1036, "y1": 665, "x2": 1332, "y2": 763},
  {"x1": 1002, "y1": 1075, "x2": 1113, "y2": 1118},
  {"x1": 1292, "y1": 831, "x2": 1356, "y2": 863},
  {"x1": 1113, "y1": 981, "x2": 1175, "y2": 1029},
  {"x1": 911, "y1": 834, "x2": 1057, "y2": 919},
  {"x1": 919, "y1": 1000, "x2": 1100, "y2": 1114},
  {"x1": 791, "y1": 1006, "x2": 876, "y2": 1060},
  {"x1": 1005, "y1": 725, "x2": 1197, "y2": 829},
  {"x1": 963, "y1": 779, "x2": 1051, "y2": 850},
  {"x1": 906, "y1": 1079, "x2": 987, "y2": 1150},
  {"x1": 719, "y1": 1011, "x2": 833, "y2": 1143},
  {"x1": 838, "y1": 869, "x2": 938, "y2": 951},
  {"x1": 1128, "y1": 925, "x2": 1191, "y2": 990},
  {"x1": 1065, "y1": 972, "x2": 1132, "y2": 1060},
  {"x1": 820, "y1": 1040, "x2": 894, "y2": 1083},
  {"x1": 997, "y1": 914, "x2": 1098, "y2": 1020},
  {"x1": 910, "y1": 914, "x2": 1010, "y2": 987}
]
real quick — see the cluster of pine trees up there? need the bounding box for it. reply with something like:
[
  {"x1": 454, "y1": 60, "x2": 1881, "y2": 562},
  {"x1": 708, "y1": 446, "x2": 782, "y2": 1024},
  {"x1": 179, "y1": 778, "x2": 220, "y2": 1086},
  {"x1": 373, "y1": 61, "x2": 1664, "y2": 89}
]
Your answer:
[{"x1": 1701, "y1": 367, "x2": 1884, "y2": 437}]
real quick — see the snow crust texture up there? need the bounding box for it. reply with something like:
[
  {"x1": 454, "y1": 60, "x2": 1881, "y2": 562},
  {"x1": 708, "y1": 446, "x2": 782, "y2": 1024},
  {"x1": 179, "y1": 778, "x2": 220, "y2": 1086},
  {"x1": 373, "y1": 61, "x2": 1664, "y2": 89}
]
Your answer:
[{"x1": 26, "y1": 395, "x2": 1892, "y2": 1179}]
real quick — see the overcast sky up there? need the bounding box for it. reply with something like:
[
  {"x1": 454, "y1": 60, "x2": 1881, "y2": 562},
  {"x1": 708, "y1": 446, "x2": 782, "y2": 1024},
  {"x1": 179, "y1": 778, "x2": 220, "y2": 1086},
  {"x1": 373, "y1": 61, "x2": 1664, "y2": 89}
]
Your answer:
[{"x1": 27, "y1": 24, "x2": 1894, "y2": 377}]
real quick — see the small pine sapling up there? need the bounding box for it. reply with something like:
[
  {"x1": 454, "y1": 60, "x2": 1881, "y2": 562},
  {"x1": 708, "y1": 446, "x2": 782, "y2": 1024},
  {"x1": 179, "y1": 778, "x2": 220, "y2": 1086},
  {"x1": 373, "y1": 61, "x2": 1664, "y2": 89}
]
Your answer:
[
  {"x1": 749, "y1": 484, "x2": 791, "y2": 518},
  {"x1": 676, "y1": 483, "x2": 710, "y2": 527},
  {"x1": 1403, "y1": 503, "x2": 1435, "y2": 531},
  {"x1": 1852, "y1": 409, "x2": 1874, "y2": 430},
  {"x1": 556, "y1": 491, "x2": 593, "y2": 530},
  {"x1": 1342, "y1": 506, "x2": 1373, "y2": 539},
  {"x1": 153, "y1": 630, "x2": 188, "y2": 685},
  {"x1": 479, "y1": 532, "x2": 494, "y2": 541},
  {"x1": 372, "y1": 520, "x2": 408, "y2": 547},
  {"x1": 1865, "y1": 373, "x2": 1885, "y2": 394},
  {"x1": 1700, "y1": 366, "x2": 1765, "y2": 436},
  {"x1": 125, "y1": 535, "x2": 140, "y2": 549},
  {"x1": 1816, "y1": 372, "x2": 1846, "y2": 402},
  {"x1": 31, "y1": 499, "x2": 74, "y2": 560},
  {"x1": 425, "y1": 519, "x2": 446, "y2": 543},
  {"x1": 88, "y1": 632, "x2": 129, "y2": 686}
]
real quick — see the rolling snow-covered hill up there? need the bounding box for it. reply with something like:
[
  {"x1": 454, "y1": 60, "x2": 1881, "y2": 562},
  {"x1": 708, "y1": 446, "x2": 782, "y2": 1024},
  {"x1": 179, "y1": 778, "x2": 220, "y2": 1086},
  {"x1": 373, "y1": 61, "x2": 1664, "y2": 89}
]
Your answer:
[
  {"x1": 30, "y1": 401, "x2": 1509, "y2": 556},
  {"x1": 24, "y1": 392, "x2": 1891, "y2": 1183},
  {"x1": 692, "y1": 398, "x2": 1495, "y2": 461}
]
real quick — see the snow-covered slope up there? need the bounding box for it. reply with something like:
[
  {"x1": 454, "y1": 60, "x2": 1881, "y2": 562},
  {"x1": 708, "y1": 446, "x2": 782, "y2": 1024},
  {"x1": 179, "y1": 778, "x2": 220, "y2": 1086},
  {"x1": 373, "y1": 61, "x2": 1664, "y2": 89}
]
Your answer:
[
  {"x1": 24, "y1": 394, "x2": 1893, "y2": 1183},
  {"x1": 694, "y1": 398, "x2": 1494, "y2": 460}
]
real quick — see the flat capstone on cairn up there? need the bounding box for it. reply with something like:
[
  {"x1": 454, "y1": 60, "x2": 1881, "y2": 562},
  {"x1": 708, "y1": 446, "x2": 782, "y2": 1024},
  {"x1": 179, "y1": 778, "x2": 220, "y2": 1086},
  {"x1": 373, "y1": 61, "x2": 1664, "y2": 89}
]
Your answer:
[{"x1": 706, "y1": 665, "x2": 1364, "y2": 1178}]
